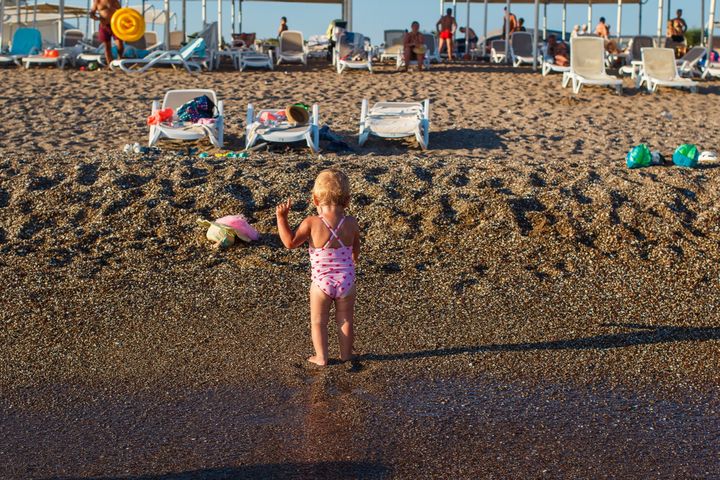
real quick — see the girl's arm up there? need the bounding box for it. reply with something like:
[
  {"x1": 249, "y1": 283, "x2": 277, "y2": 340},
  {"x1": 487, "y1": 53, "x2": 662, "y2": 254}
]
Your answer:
[
  {"x1": 352, "y1": 221, "x2": 361, "y2": 264},
  {"x1": 276, "y1": 199, "x2": 311, "y2": 249}
]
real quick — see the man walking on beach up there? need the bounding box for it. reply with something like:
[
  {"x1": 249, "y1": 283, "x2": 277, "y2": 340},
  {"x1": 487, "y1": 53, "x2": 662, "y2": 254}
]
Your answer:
[
  {"x1": 436, "y1": 8, "x2": 457, "y2": 61},
  {"x1": 669, "y1": 9, "x2": 687, "y2": 43},
  {"x1": 89, "y1": 0, "x2": 124, "y2": 66}
]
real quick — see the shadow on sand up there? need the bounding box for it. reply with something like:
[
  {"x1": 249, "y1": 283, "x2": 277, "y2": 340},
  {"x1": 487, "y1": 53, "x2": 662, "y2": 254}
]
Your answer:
[
  {"x1": 50, "y1": 461, "x2": 390, "y2": 480},
  {"x1": 359, "y1": 323, "x2": 720, "y2": 362},
  {"x1": 430, "y1": 128, "x2": 508, "y2": 150}
]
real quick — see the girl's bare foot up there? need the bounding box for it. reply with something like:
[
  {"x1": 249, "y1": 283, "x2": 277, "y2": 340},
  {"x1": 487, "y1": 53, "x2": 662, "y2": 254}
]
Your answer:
[{"x1": 307, "y1": 356, "x2": 327, "y2": 366}]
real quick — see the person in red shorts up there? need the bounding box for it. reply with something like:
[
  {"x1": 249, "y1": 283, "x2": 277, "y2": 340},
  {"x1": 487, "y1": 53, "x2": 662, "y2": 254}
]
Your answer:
[
  {"x1": 436, "y1": 7, "x2": 457, "y2": 61},
  {"x1": 89, "y1": 0, "x2": 124, "y2": 66}
]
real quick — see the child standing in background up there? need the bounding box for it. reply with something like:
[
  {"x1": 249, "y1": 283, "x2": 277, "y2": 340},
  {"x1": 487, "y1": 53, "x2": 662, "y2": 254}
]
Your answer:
[{"x1": 276, "y1": 169, "x2": 360, "y2": 366}]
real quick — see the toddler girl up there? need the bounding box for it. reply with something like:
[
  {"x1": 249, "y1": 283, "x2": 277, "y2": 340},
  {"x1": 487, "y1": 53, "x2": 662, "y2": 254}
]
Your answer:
[{"x1": 276, "y1": 169, "x2": 360, "y2": 366}]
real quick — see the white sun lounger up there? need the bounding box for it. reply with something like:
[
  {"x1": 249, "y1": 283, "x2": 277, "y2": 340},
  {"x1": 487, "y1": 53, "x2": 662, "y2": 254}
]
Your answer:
[
  {"x1": 568, "y1": 36, "x2": 623, "y2": 94},
  {"x1": 245, "y1": 104, "x2": 320, "y2": 153},
  {"x1": 490, "y1": 40, "x2": 507, "y2": 64},
  {"x1": 276, "y1": 30, "x2": 308, "y2": 65},
  {"x1": 676, "y1": 46, "x2": 706, "y2": 77},
  {"x1": 110, "y1": 37, "x2": 206, "y2": 73},
  {"x1": 639, "y1": 48, "x2": 698, "y2": 93},
  {"x1": 237, "y1": 49, "x2": 273, "y2": 71},
  {"x1": 618, "y1": 36, "x2": 654, "y2": 78},
  {"x1": 359, "y1": 99, "x2": 430, "y2": 151},
  {"x1": 335, "y1": 32, "x2": 372, "y2": 74},
  {"x1": 149, "y1": 89, "x2": 224, "y2": 148},
  {"x1": 702, "y1": 63, "x2": 720, "y2": 79},
  {"x1": 380, "y1": 30, "x2": 405, "y2": 62},
  {"x1": 510, "y1": 32, "x2": 538, "y2": 67}
]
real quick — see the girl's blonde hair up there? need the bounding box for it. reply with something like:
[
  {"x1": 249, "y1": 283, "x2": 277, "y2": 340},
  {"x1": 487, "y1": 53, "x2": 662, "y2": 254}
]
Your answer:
[{"x1": 313, "y1": 169, "x2": 350, "y2": 206}]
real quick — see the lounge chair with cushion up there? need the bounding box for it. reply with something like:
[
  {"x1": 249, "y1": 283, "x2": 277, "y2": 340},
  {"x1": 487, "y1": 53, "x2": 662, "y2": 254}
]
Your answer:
[
  {"x1": 510, "y1": 31, "x2": 538, "y2": 67},
  {"x1": 359, "y1": 99, "x2": 430, "y2": 150},
  {"x1": 0, "y1": 28, "x2": 42, "y2": 66},
  {"x1": 245, "y1": 104, "x2": 320, "y2": 153},
  {"x1": 149, "y1": 89, "x2": 224, "y2": 147},
  {"x1": 335, "y1": 32, "x2": 372, "y2": 74},
  {"x1": 676, "y1": 46, "x2": 706, "y2": 77},
  {"x1": 110, "y1": 36, "x2": 207, "y2": 73}
]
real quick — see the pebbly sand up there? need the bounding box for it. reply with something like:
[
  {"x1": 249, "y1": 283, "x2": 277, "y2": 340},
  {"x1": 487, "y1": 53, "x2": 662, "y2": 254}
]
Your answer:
[{"x1": 1, "y1": 62, "x2": 720, "y2": 478}]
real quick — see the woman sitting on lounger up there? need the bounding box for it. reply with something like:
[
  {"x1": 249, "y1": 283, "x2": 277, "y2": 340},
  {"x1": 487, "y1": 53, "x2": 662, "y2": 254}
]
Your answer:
[{"x1": 546, "y1": 35, "x2": 568, "y2": 67}]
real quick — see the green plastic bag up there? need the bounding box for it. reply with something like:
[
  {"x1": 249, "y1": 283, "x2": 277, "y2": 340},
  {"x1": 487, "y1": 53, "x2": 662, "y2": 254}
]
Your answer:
[
  {"x1": 672, "y1": 144, "x2": 699, "y2": 168},
  {"x1": 626, "y1": 144, "x2": 652, "y2": 169}
]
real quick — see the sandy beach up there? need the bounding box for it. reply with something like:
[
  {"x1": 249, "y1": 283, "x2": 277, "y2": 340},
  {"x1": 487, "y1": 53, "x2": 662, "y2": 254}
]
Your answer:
[{"x1": 1, "y1": 62, "x2": 720, "y2": 478}]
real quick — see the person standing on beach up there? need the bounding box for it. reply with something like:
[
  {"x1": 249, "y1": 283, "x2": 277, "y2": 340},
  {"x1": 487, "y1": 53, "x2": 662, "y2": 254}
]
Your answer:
[
  {"x1": 669, "y1": 9, "x2": 687, "y2": 43},
  {"x1": 89, "y1": 0, "x2": 124, "y2": 66},
  {"x1": 276, "y1": 169, "x2": 360, "y2": 367},
  {"x1": 436, "y1": 8, "x2": 457, "y2": 61},
  {"x1": 502, "y1": 7, "x2": 518, "y2": 37},
  {"x1": 278, "y1": 16, "x2": 289, "y2": 37},
  {"x1": 402, "y1": 21, "x2": 427, "y2": 71}
]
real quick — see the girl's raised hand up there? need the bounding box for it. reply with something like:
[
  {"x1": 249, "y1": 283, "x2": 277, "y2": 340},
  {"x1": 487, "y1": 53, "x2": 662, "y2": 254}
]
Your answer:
[{"x1": 276, "y1": 198, "x2": 292, "y2": 218}]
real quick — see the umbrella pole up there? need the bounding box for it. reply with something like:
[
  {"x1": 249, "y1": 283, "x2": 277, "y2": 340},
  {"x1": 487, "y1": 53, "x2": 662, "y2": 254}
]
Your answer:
[
  {"x1": 616, "y1": 0, "x2": 622, "y2": 39},
  {"x1": 562, "y1": 0, "x2": 566, "y2": 40},
  {"x1": 707, "y1": 0, "x2": 716, "y2": 64},
  {"x1": 164, "y1": 0, "x2": 170, "y2": 49},
  {"x1": 505, "y1": 0, "x2": 510, "y2": 63},
  {"x1": 239, "y1": 0, "x2": 243, "y2": 33},
  {"x1": 202, "y1": 0, "x2": 207, "y2": 26},
  {"x1": 218, "y1": 0, "x2": 222, "y2": 48},
  {"x1": 542, "y1": 1, "x2": 547, "y2": 41},
  {"x1": 59, "y1": 0, "x2": 65, "y2": 45},
  {"x1": 33, "y1": 0, "x2": 37, "y2": 30},
  {"x1": 0, "y1": 0, "x2": 4, "y2": 51},
  {"x1": 587, "y1": 0, "x2": 592, "y2": 30},
  {"x1": 465, "y1": 0, "x2": 470, "y2": 56},
  {"x1": 483, "y1": 0, "x2": 487, "y2": 49},
  {"x1": 702, "y1": 0, "x2": 705, "y2": 45},
  {"x1": 182, "y1": 0, "x2": 187, "y2": 42},
  {"x1": 533, "y1": 0, "x2": 539, "y2": 70},
  {"x1": 656, "y1": 0, "x2": 663, "y2": 45}
]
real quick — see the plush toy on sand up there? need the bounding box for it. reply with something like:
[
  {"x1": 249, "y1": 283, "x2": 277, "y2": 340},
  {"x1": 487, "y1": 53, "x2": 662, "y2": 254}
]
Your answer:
[{"x1": 197, "y1": 215, "x2": 259, "y2": 249}]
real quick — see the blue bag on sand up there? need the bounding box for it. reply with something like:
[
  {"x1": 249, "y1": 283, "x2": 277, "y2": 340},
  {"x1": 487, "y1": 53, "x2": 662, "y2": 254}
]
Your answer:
[
  {"x1": 177, "y1": 95, "x2": 215, "y2": 122},
  {"x1": 626, "y1": 144, "x2": 652, "y2": 169},
  {"x1": 672, "y1": 144, "x2": 699, "y2": 168}
]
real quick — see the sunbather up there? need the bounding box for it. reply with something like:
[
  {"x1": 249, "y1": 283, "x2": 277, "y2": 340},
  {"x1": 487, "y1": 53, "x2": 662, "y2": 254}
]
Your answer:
[
  {"x1": 403, "y1": 22, "x2": 426, "y2": 72},
  {"x1": 278, "y1": 17, "x2": 288, "y2": 37},
  {"x1": 546, "y1": 34, "x2": 568, "y2": 66},
  {"x1": 89, "y1": 0, "x2": 124, "y2": 66},
  {"x1": 595, "y1": 17, "x2": 610, "y2": 39}
]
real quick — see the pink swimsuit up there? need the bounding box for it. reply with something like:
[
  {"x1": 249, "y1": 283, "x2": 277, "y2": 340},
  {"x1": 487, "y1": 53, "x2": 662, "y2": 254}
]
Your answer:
[{"x1": 309, "y1": 216, "x2": 355, "y2": 299}]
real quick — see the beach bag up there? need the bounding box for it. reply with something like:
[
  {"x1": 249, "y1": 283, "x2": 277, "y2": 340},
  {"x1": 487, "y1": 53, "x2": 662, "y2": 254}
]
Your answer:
[
  {"x1": 177, "y1": 95, "x2": 215, "y2": 123},
  {"x1": 672, "y1": 144, "x2": 699, "y2": 168},
  {"x1": 626, "y1": 144, "x2": 652, "y2": 169}
]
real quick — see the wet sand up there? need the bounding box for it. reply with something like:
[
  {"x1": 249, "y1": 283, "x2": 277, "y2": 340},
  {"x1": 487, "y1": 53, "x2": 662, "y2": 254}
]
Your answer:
[{"x1": 1, "y1": 62, "x2": 720, "y2": 478}]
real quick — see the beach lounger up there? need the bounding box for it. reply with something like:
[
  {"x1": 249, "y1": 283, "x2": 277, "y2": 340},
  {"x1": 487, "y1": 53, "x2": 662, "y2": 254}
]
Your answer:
[
  {"x1": 510, "y1": 32, "x2": 538, "y2": 67},
  {"x1": 423, "y1": 33, "x2": 441, "y2": 63},
  {"x1": 0, "y1": 28, "x2": 42, "y2": 66},
  {"x1": 149, "y1": 89, "x2": 223, "y2": 147},
  {"x1": 245, "y1": 104, "x2": 320, "y2": 153},
  {"x1": 618, "y1": 36, "x2": 654, "y2": 78},
  {"x1": 490, "y1": 40, "x2": 507, "y2": 64},
  {"x1": 237, "y1": 49, "x2": 274, "y2": 71},
  {"x1": 380, "y1": 30, "x2": 405, "y2": 62},
  {"x1": 335, "y1": 32, "x2": 372, "y2": 74},
  {"x1": 568, "y1": 37, "x2": 623, "y2": 94},
  {"x1": 639, "y1": 48, "x2": 698, "y2": 93},
  {"x1": 676, "y1": 46, "x2": 706, "y2": 77},
  {"x1": 276, "y1": 30, "x2": 308, "y2": 65},
  {"x1": 358, "y1": 99, "x2": 430, "y2": 151},
  {"x1": 395, "y1": 34, "x2": 433, "y2": 70},
  {"x1": 110, "y1": 36, "x2": 206, "y2": 73}
]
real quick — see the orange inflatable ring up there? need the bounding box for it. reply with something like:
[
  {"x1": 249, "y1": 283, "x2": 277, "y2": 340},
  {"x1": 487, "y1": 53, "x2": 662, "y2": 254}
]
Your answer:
[{"x1": 110, "y1": 8, "x2": 145, "y2": 43}]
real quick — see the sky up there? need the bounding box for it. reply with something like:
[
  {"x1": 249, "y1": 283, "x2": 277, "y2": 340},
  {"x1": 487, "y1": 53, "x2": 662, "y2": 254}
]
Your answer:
[{"x1": 62, "y1": 0, "x2": 713, "y2": 43}]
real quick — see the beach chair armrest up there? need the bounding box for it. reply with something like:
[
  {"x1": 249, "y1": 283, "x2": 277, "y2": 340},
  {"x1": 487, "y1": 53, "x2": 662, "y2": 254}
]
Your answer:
[{"x1": 217, "y1": 100, "x2": 224, "y2": 116}]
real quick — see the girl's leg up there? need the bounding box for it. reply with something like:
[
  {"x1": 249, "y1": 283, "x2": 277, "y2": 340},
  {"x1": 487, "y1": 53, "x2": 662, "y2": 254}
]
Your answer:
[
  {"x1": 335, "y1": 285, "x2": 356, "y2": 362},
  {"x1": 309, "y1": 284, "x2": 332, "y2": 366}
]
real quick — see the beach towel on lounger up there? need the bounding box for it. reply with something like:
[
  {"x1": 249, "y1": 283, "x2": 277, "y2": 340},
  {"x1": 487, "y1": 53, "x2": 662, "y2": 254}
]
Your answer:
[{"x1": 177, "y1": 95, "x2": 215, "y2": 122}]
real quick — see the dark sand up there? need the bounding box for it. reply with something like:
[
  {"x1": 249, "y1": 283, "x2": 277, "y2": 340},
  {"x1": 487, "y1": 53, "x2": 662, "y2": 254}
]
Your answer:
[{"x1": 1, "y1": 64, "x2": 720, "y2": 478}]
